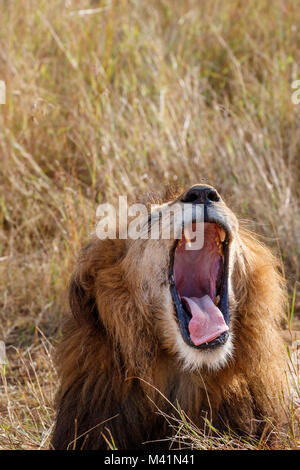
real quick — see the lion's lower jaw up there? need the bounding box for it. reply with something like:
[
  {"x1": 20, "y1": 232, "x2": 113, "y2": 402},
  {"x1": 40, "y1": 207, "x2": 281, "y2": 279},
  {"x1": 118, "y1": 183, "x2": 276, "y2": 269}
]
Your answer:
[
  {"x1": 159, "y1": 297, "x2": 234, "y2": 372},
  {"x1": 174, "y1": 332, "x2": 234, "y2": 372}
]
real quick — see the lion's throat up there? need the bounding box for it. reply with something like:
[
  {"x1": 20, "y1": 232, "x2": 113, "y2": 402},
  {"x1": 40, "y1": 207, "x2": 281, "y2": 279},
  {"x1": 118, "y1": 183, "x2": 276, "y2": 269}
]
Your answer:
[{"x1": 182, "y1": 295, "x2": 228, "y2": 346}]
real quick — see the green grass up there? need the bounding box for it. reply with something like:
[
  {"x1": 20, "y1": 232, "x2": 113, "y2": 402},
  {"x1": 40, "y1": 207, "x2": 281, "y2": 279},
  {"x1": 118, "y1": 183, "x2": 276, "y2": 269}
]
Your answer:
[{"x1": 0, "y1": 0, "x2": 299, "y2": 449}]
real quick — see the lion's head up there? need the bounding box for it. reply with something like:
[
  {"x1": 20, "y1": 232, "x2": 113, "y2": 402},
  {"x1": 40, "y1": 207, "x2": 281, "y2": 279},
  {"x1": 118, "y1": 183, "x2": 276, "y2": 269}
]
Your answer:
[
  {"x1": 52, "y1": 184, "x2": 287, "y2": 449},
  {"x1": 120, "y1": 184, "x2": 241, "y2": 371}
]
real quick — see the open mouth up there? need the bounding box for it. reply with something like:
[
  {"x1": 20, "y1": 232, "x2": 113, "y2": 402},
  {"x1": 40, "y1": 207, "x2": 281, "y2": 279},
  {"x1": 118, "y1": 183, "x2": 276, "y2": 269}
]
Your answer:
[{"x1": 169, "y1": 222, "x2": 230, "y2": 350}]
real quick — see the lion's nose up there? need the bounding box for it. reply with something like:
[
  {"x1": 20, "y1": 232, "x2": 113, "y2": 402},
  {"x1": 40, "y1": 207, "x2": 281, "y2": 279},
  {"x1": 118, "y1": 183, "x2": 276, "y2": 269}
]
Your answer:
[{"x1": 181, "y1": 185, "x2": 220, "y2": 204}]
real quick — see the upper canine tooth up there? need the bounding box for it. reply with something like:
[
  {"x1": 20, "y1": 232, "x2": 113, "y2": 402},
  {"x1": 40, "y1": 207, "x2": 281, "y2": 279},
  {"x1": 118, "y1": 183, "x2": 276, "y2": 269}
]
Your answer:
[
  {"x1": 217, "y1": 227, "x2": 226, "y2": 242},
  {"x1": 186, "y1": 240, "x2": 192, "y2": 249}
]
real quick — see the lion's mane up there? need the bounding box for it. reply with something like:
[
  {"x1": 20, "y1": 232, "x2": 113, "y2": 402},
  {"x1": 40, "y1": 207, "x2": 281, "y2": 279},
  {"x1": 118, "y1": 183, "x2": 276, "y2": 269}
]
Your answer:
[{"x1": 52, "y1": 191, "x2": 287, "y2": 450}]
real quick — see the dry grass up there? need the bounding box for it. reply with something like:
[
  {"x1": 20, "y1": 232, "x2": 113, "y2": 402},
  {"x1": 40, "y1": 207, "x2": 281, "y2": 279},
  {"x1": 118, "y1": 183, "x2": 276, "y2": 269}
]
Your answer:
[
  {"x1": 0, "y1": 0, "x2": 300, "y2": 450},
  {"x1": 165, "y1": 339, "x2": 300, "y2": 450}
]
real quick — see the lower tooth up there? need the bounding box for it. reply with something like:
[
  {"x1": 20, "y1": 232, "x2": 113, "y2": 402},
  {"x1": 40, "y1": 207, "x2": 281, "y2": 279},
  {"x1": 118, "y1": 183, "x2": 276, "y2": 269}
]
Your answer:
[{"x1": 214, "y1": 295, "x2": 220, "y2": 305}]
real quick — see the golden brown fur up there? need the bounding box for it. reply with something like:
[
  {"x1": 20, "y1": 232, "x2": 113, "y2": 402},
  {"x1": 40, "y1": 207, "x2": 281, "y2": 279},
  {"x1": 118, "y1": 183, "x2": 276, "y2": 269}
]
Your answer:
[{"x1": 51, "y1": 186, "x2": 287, "y2": 450}]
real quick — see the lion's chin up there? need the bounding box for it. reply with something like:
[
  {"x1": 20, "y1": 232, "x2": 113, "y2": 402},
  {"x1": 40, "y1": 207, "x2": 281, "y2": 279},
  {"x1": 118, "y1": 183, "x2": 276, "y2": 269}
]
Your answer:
[
  {"x1": 160, "y1": 295, "x2": 234, "y2": 372},
  {"x1": 175, "y1": 330, "x2": 234, "y2": 372}
]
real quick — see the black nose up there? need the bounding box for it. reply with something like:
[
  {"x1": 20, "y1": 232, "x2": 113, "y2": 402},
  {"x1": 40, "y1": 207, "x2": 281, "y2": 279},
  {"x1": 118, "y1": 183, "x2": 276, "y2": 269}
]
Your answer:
[{"x1": 181, "y1": 185, "x2": 220, "y2": 204}]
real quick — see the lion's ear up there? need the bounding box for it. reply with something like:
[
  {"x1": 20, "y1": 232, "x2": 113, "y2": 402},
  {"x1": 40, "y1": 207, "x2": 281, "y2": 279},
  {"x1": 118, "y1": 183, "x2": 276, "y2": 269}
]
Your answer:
[
  {"x1": 69, "y1": 237, "x2": 125, "y2": 328},
  {"x1": 69, "y1": 267, "x2": 99, "y2": 327}
]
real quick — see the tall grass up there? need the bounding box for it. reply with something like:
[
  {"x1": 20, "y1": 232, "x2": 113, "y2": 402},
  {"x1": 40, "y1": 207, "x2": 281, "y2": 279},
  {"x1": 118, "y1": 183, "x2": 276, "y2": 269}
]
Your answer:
[{"x1": 0, "y1": 0, "x2": 300, "y2": 449}]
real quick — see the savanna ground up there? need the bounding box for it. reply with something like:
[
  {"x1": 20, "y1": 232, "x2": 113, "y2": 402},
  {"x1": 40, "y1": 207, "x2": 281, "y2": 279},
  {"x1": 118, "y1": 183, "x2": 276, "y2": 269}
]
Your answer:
[{"x1": 0, "y1": 0, "x2": 300, "y2": 450}]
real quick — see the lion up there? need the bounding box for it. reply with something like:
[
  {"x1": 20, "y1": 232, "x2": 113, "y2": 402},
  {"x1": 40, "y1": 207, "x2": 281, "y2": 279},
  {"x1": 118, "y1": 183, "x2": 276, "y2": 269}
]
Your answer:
[{"x1": 51, "y1": 184, "x2": 288, "y2": 450}]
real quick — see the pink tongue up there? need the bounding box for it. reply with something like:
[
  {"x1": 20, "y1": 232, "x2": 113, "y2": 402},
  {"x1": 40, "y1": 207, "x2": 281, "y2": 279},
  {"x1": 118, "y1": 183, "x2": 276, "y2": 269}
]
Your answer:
[{"x1": 182, "y1": 295, "x2": 228, "y2": 346}]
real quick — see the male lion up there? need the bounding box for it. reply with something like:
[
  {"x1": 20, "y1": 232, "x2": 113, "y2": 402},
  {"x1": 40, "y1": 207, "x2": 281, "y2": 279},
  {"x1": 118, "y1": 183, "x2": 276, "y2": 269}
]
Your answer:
[{"x1": 52, "y1": 184, "x2": 287, "y2": 450}]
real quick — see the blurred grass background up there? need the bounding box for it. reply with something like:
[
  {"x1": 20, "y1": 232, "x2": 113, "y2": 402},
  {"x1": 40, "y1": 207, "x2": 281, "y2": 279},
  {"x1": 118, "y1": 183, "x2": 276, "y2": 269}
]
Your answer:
[{"x1": 0, "y1": 0, "x2": 300, "y2": 449}]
